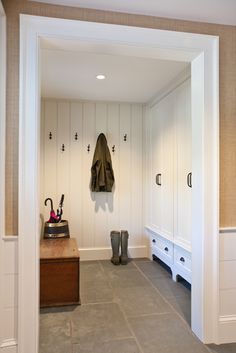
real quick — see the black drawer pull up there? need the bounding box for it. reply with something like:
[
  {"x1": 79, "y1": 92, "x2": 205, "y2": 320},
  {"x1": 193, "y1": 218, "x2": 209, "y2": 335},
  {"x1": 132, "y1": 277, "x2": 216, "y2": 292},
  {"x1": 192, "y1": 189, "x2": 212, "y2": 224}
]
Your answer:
[
  {"x1": 152, "y1": 239, "x2": 156, "y2": 243},
  {"x1": 164, "y1": 247, "x2": 169, "y2": 252},
  {"x1": 156, "y1": 173, "x2": 162, "y2": 186},
  {"x1": 180, "y1": 257, "x2": 185, "y2": 263},
  {"x1": 187, "y1": 172, "x2": 192, "y2": 188}
]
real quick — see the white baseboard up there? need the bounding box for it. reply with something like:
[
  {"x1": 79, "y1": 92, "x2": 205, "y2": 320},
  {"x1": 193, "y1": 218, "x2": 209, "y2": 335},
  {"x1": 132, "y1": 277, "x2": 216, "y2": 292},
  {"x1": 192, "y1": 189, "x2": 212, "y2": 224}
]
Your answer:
[
  {"x1": 79, "y1": 245, "x2": 147, "y2": 261},
  {"x1": 0, "y1": 339, "x2": 17, "y2": 353},
  {"x1": 218, "y1": 316, "x2": 236, "y2": 343}
]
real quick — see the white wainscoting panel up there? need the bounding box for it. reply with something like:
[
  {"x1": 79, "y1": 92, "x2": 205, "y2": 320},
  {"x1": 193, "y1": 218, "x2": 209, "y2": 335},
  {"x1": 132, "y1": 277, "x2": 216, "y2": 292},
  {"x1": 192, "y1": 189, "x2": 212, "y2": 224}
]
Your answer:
[
  {"x1": 220, "y1": 289, "x2": 236, "y2": 316},
  {"x1": 220, "y1": 261, "x2": 236, "y2": 289},
  {"x1": 220, "y1": 231, "x2": 236, "y2": 261},
  {"x1": 219, "y1": 229, "x2": 236, "y2": 343},
  {"x1": 0, "y1": 237, "x2": 18, "y2": 353},
  {"x1": 41, "y1": 99, "x2": 146, "y2": 260}
]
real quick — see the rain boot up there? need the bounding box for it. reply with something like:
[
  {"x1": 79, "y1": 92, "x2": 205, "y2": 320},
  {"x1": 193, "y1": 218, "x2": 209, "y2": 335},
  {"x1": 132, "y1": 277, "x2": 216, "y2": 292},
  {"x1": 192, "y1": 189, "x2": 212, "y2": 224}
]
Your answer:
[
  {"x1": 120, "y1": 230, "x2": 129, "y2": 265},
  {"x1": 110, "y1": 231, "x2": 120, "y2": 265}
]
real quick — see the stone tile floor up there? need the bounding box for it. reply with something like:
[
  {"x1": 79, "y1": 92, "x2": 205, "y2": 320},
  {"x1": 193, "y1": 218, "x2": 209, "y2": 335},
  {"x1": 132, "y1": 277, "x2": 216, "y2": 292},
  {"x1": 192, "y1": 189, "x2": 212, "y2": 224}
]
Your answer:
[{"x1": 40, "y1": 258, "x2": 236, "y2": 353}]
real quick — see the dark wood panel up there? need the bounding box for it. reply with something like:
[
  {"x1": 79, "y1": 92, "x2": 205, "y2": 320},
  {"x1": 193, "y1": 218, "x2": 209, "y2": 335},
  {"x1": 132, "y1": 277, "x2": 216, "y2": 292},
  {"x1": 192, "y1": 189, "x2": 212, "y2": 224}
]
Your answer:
[{"x1": 40, "y1": 238, "x2": 80, "y2": 307}]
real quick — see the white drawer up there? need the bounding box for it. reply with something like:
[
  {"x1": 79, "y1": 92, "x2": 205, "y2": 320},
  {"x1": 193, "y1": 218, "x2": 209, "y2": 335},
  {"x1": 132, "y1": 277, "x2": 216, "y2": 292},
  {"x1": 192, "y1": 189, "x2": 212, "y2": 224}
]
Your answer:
[
  {"x1": 151, "y1": 235, "x2": 173, "y2": 264},
  {"x1": 174, "y1": 246, "x2": 191, "y2": 272},
  {"x1": 156, "y1": 237, "x2": 173, "y2": 258}
]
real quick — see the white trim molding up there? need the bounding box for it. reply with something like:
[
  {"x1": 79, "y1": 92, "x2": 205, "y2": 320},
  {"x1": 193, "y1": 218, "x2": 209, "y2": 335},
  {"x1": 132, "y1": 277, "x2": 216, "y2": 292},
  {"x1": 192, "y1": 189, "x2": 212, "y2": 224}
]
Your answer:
[
  {"x1": 0, "y1": 3, "x2": 6, "y2": 234},
  {"x1": 2, "y1": 236, "x2": 19, "y2": 241},
  {"x1": 219, "y1": 227, "x2": 236, "y2": 234},
  {"x1": 0, "y1": 339, "x2": 17, "y2": 353},
  {"x1": 0, "y1": 339, "x2": 18, "y2": 349},
  {"x1": 219, "y1": 316, "x2": 236, "y2": 343},
  {"x1": 148, "y1": 66, "x2": 191, "y2": 107},
  {"x1": 79, "y1": 245, "x2": 147, "y2": 261},
  {"x1": 0, "y1": 3, "x2": 7, "y2": 351},
  {"x1": 19, "y1": 15, "x2": 219, "y2": 353}
]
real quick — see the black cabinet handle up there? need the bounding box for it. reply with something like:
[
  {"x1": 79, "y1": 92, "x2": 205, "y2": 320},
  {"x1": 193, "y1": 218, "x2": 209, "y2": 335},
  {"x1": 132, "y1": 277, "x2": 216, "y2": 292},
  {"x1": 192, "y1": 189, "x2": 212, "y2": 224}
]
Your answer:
[
  {"x1": 180, "y1": 257, "x2": 185, "y2": 263},
  {"x1": 156, "y1": 173, "x2": 162, "y2": 186},
  {"x1": 152, "y1": 239, "x2": 156, "y2": 243},
  {"x1": 187, "y1": 172, "x2": 192, "y2": 188},
  {"x1": 164, "y1": 247, "x2": 169, "y2": 252}
]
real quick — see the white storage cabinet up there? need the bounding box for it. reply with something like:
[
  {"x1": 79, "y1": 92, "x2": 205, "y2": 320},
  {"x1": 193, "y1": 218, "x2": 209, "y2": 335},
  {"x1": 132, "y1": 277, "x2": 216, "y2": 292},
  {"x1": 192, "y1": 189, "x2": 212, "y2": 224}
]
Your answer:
[{"x1": 147, "y1": 79, "x2": 192, "y2": 284}]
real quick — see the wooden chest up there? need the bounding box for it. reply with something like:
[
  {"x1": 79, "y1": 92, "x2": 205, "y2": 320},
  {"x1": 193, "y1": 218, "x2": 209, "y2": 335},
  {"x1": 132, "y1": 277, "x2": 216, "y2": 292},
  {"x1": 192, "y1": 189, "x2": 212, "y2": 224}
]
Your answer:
[{"x1": 40, "y1": 238, "x2": 80, "y2": 307}]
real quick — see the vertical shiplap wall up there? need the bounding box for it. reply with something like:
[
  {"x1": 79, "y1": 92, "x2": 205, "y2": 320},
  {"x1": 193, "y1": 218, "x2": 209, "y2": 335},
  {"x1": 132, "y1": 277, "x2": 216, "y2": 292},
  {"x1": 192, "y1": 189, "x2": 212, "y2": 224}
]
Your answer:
[{"x1": 40, "y1": 99, "x2": 146, "y2": 259}]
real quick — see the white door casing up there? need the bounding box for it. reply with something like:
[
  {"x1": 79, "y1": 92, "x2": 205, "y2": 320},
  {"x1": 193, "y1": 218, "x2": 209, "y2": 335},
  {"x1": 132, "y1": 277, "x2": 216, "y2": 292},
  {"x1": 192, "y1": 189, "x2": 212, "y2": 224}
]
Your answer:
[
  {"x1": 0, "y1": 2, "x2": 6, "y2": 349},
  {"x1": 0, "y1": 3, "x2": 5, "y2": 235},
  {"x1": 19, "y1": 15, "x2": 219, "y2": 353}
]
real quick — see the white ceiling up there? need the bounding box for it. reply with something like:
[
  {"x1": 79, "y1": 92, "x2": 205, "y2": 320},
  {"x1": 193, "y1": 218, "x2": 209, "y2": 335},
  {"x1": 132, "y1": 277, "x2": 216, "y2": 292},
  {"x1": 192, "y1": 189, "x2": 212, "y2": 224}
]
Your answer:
[
  {"x1": 41, "y1": 45, "x2": 188, "y2": 103},
  {"x1": 32, "y1": 0, "x2": 236, "y2": 26}
]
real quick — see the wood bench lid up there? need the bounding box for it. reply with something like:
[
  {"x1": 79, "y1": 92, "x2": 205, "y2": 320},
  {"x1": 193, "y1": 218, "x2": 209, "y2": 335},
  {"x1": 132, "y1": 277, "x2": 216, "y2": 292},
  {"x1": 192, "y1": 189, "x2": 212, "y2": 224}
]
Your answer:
[{"x1": 40, "y1": 238, "x2": 79, "y2": 260}]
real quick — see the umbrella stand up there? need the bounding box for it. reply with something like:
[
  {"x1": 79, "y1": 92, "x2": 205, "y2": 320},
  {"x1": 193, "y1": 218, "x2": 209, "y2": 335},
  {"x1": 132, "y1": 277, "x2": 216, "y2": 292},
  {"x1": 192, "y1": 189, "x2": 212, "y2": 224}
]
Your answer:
[{"x1": 44, "y1": 195, "x2": 69, "y2": 238}]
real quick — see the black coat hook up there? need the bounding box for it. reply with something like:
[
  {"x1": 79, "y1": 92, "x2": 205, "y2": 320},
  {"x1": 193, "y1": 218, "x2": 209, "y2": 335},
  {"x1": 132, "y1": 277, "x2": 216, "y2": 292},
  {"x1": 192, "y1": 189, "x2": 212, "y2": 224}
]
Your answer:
[
  {"x1": 87, "y1": 144, "x2": 90, "y2": 152},
  {"x1": 61, "y1": 144, "x2": 65, "y2": 152},
  {"x1": 112, "y1": 145, "x2": 115, "y2": 153},
  {"x1": 124, "y1": 134, "x2": 127, "y2": 141},
  {"x1": 75, "y1": 132, "x2": 78, "y2": 140},
  {"x1": 49, "y1": 132, "x2": 52, "y2": 140}
]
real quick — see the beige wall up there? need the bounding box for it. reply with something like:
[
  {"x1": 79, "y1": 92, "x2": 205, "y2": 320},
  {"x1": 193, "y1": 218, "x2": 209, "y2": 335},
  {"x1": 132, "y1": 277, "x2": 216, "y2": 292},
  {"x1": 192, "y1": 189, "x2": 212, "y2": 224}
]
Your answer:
[{"x1": 2, "y1": 0, "x2": 236, "y2": 234}]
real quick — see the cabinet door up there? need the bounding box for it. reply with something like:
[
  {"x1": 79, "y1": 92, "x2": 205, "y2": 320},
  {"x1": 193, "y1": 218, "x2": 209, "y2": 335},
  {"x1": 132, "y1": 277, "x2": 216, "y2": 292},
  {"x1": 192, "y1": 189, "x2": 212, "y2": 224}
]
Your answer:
[
  {"x1": 159, "y1": 94, "x2": 174, "y2": 239},
  {"x1": 150, "y1": 94, "x2": 174, "y2": 240},
  {"x1": 150, "y1": 104, "x2": 163, "y2": 232},
  {"x1": 174, "y1": 80, "x2": 192, "y2": 248}
]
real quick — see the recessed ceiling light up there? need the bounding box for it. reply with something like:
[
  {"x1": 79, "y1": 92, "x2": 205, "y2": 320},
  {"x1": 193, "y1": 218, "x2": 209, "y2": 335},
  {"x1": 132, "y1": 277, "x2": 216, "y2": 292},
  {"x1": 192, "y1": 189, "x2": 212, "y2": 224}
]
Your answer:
[{"x1": 96, "y1": 74, "x2": 106, "y2": 80}]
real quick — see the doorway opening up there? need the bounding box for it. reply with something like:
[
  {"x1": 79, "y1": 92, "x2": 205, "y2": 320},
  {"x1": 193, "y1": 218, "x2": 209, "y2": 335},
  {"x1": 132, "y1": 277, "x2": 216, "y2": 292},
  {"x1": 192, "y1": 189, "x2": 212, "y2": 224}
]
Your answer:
[{"x1": 19, "y1": 15, "x2": 219, "y2": 353}]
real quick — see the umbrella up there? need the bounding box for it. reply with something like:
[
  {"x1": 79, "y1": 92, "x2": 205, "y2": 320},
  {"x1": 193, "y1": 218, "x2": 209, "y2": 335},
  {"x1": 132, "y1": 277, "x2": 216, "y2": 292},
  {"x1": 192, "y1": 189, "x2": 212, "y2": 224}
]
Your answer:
[
  {"x1": 56, "y1": 194, "x2": 64, "y2": 222},
  {"x1": 44, "y1": 197, "x2": 59, "y2": 223}
]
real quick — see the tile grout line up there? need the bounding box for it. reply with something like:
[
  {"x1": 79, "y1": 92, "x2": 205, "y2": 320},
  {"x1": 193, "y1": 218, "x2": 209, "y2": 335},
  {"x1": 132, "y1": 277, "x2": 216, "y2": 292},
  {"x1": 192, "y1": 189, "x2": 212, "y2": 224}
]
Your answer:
[
  {"x1": 102, "y1": 335, "x2": 137, "y2": 343},
  {"x1": 98, "y1": 259, "x2": 105, "y2": 272},
  {"x1": 132, "y1": 260, "x2": 190, "y2": 322},
  {"x1": 125, "y1": 311, "x2": 175, "y2": 319},
  {"x1": 99, "y1": 260, "x2": 145, "y2": 353},
  {"x1": 69, "y1": 319, "x2": 74, "y2": 353},
  {"x1": 132, "y1": 260, "x2": 211, "y2": 352},
  {"x1": 116, "y1": 301, "x2": 145, "y2": 353}
]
